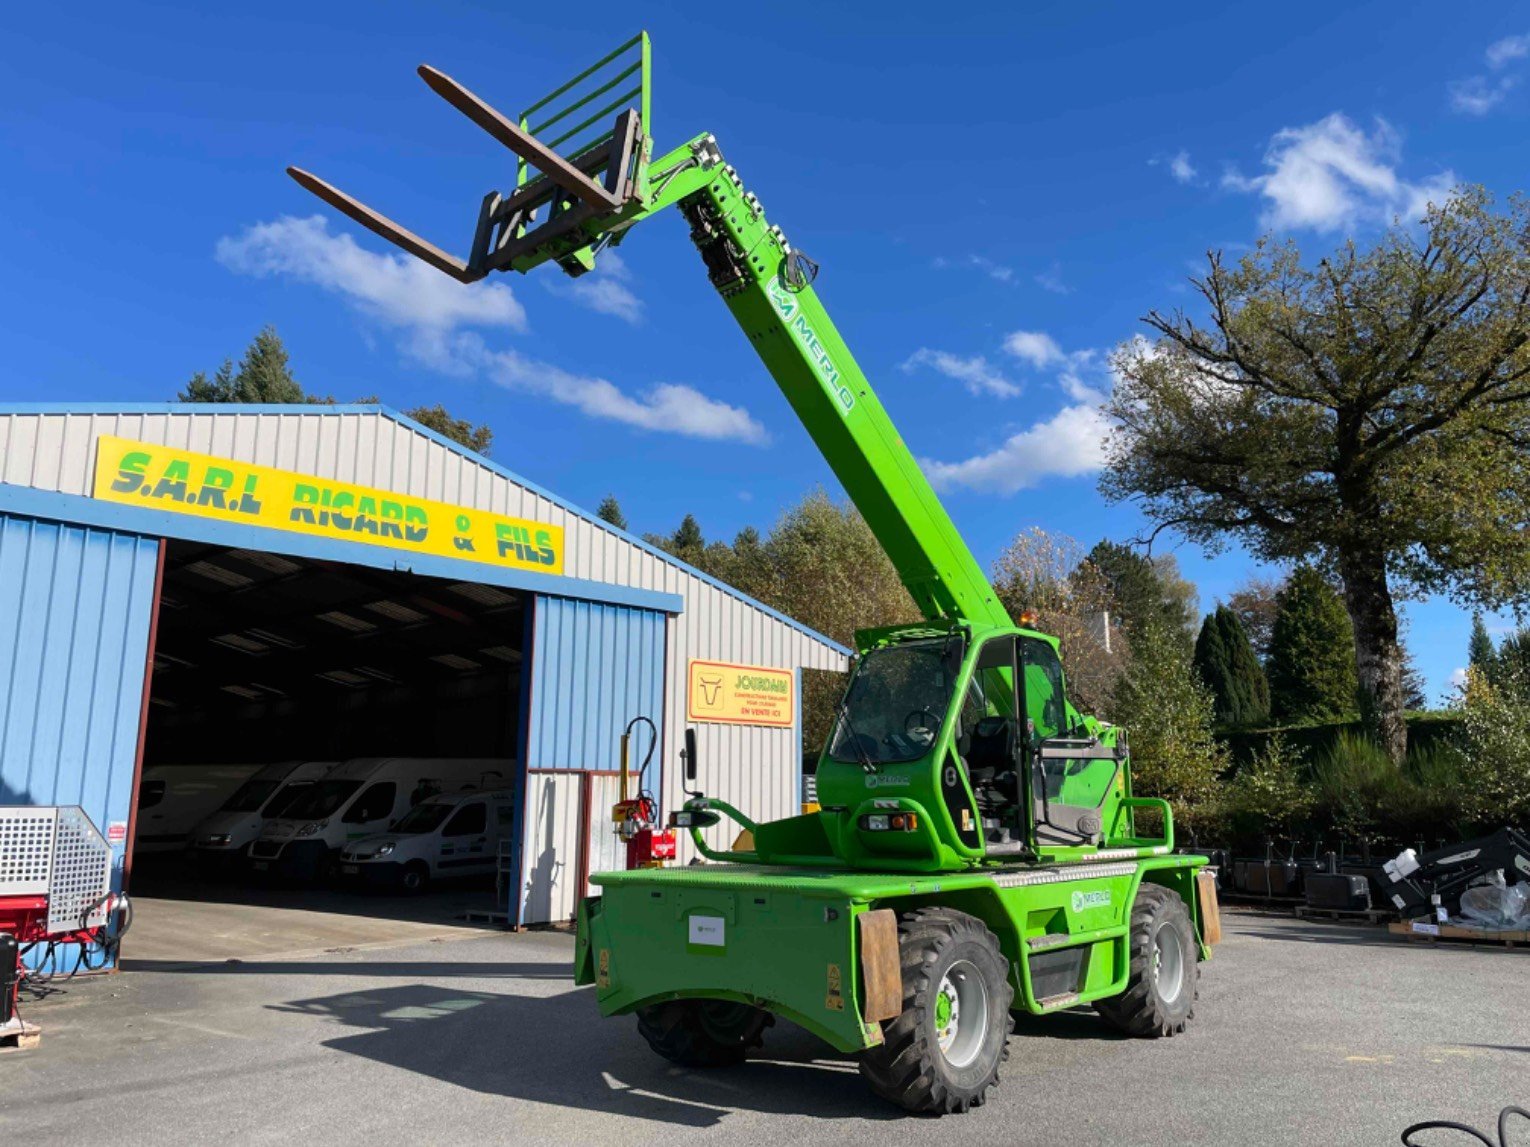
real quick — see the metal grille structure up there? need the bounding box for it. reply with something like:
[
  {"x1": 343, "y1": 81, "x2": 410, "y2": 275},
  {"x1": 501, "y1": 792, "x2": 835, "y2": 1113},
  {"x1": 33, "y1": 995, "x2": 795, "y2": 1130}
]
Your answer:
[
  {"x1": 0, "y1": 806, "x2": 57, "y2": 895},
  {"x1": 0, "y1": 807, "x2": 113, "y2": 931}
]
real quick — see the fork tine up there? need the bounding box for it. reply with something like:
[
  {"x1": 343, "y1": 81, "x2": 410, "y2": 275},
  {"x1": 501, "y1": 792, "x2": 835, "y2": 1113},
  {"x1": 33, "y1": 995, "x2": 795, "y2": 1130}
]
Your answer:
[{"x1": 286, "y1": 166, "x2": 477, "y2": 283}]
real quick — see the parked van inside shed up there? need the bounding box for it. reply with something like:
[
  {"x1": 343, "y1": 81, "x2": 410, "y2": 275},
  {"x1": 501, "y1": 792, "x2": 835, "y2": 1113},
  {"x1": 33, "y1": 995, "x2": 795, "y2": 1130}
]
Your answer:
[
  {"x1": 339, "y1": 787, "x2": 516, "y2": 892},
  {"x1": 190, "y1": 759, "x2": 338, "y2": 870},
  {"x1": 251, "y1": 757, "x2": 511, "y2": 881},
  {"x1": 134, "y1": 762, "x2": 264, "y2": 852}
]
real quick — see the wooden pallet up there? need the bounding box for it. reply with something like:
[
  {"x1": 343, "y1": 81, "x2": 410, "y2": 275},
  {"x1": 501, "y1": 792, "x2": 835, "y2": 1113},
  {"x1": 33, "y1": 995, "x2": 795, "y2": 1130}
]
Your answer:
[
  {"x1": 0, "y1": 1021, "x2": 41, "y2": 1053},
  {"x1": 1296, "y1": 905, "x2": 1392, "y2": 924},
  {"x1": 1388, "y1": 921, "x2": 1529, "y2": 949}
]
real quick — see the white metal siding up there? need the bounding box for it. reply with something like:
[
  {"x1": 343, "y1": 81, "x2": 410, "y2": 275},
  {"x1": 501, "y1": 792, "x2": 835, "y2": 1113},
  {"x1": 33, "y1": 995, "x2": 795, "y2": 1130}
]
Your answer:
[
  {"x1": 520, "y1": 772, "x2": 582, "y2": 924},
  {"x1": 0, "y1": 408, "x2": 849, "y2": 864}
]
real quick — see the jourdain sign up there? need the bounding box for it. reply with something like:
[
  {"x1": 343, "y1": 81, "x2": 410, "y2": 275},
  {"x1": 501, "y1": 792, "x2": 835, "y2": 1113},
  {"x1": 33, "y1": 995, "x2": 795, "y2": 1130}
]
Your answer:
[
  {"x1": 91, "y1": 435, "x2": 565, "y2": 575},
  {"x1": 687, "y1": 659, "x2": 794, "y2": 727}
]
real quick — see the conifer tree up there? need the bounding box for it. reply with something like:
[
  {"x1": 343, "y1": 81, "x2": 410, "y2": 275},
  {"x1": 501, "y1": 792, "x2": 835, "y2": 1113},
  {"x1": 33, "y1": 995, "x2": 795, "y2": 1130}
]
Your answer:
[{"x1": 1268, "y1": 566, "x2": 1358, "y2": 720}]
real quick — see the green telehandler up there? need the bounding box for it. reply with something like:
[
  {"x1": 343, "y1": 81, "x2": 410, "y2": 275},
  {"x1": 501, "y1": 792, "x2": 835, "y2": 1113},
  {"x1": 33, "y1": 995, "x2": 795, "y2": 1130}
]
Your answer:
[{"x1": 289, "y1": 33, "x2": 1214, "y2": 1114}]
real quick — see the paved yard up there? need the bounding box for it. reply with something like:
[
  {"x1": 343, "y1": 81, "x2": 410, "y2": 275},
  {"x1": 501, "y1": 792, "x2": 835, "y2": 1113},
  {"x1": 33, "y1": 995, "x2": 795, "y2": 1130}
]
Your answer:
[{"x1": 2, "y1": 911, "x2": 1525, "y2": 1145}]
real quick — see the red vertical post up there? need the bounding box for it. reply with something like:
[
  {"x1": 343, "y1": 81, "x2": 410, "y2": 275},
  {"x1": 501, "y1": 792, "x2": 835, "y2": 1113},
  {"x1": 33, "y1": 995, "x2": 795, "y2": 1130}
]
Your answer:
[{"x1": 121, "y1": 538, "x2": 166, "y2": 891}]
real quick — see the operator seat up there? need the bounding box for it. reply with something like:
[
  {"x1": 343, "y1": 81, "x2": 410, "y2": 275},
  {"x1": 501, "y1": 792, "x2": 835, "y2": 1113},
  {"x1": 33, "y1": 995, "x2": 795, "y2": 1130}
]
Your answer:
[{"x1": 965, "y1": 716, "x2": 1020, "y2": 806}]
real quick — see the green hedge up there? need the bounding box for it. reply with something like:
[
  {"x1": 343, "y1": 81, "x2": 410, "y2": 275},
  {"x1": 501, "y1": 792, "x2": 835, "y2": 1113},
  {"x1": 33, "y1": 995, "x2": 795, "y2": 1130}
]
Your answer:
[{"x1": 1217, "y1": 711, "x2": 1461, "y2": 766}]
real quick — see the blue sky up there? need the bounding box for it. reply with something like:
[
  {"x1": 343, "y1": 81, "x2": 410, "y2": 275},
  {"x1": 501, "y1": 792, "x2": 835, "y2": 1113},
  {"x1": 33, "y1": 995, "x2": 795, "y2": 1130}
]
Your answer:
[{"x1": 5, "y1": 2, "x2": 1529, "y2": 703}]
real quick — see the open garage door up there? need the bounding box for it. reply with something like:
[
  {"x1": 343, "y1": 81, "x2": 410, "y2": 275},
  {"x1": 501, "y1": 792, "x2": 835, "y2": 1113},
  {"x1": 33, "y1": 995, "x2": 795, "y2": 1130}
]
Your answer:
[{"x1": 125, "y1": 539, "x2": 528, "y2": 964}]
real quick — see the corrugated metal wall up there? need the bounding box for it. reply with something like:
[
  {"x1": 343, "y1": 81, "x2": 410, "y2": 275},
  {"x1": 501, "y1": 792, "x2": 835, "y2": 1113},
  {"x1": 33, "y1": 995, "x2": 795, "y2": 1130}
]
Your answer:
[
  {"x1": 526, "y1": 597, "x2": 667, "y2": 772},
  {"x1": 0, "y1": 512, "x2": 159, "y2": 887},
  {"x1": 0, "y1": 408, "x2": 849, "y2": 865}
]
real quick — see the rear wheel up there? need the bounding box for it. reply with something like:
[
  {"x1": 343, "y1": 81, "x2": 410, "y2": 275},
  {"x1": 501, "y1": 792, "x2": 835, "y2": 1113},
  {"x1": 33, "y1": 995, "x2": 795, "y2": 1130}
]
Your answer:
[
  {"x1": 1095, "y1": 883, "x2": 1198, "y2": 1037},
  {"x1": 859, "y1": 907, "x2": 1013, "y2": 1114},
  {"x1": 635, "y1": 999, "x2": 774, "y2": 1068}
]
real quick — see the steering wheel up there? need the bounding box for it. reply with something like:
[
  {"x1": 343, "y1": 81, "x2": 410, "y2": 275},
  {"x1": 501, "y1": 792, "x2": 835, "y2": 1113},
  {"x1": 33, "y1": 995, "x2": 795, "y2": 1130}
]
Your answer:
[{"x1": 904, "y1": 708, "x2": 939, "y2": 745}]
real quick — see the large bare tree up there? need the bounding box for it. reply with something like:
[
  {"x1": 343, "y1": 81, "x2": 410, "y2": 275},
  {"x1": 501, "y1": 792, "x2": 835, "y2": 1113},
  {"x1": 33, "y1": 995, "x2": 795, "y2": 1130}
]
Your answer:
[{"x1": 1104, "y1": 188, "x2": 1530, "y2": 760}]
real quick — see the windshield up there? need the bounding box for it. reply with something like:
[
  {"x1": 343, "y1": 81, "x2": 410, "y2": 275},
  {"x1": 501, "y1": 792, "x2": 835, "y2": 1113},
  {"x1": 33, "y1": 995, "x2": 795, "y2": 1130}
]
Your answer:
[
  {"x1": 264, "y1": 781, "x2": 315, "y2": 817},
  {"x1": 828, "y1": 639, "x2": 957, "y2": 765},
  {"x1": 220, "y1": 778, "x2": 281, "y2": 813},
  {"x1": 281, "y1": 779, "x2": 361, "y2": 820},
  {"x1": 392, "y1": 802, "x2": 454, "y2": 834}
]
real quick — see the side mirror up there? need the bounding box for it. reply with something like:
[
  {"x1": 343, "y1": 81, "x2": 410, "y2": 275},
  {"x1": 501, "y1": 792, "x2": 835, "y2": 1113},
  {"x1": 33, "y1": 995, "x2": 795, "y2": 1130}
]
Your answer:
[{"x1": 684, "y1": 727, "x2": 699, "y2": 783}]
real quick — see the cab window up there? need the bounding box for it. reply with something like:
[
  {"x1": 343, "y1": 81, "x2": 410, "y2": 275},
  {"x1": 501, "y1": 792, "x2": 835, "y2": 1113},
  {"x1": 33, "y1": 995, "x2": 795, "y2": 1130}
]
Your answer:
[
  {"x1": 343, "y1": 781, "x2": 396, "y2": 824},
  {"x1": 444, "y1": 802, "x2": 486, "y2": 836},
  {"x1": 1021, "y1": 639, "x2": 1066, "y2": 743}
]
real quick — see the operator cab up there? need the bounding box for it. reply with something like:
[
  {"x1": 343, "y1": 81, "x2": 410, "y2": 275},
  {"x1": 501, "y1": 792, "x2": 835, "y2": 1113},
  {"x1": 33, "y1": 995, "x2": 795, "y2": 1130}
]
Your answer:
[{"x1": 824, "y1": 626, "x2": 1126, "y2": 862}]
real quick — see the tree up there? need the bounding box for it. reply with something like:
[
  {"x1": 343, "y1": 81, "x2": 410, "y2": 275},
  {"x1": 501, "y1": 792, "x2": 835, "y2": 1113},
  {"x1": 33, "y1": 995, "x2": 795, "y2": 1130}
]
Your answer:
[
  {"x1": 1103, "y1": 188, "x2": 1530, "y2": 761},
  {"x1": 1192, "y1": 606, "x2": 1270, "y2": 726},
  {"x1": 1225, "y1": 575, "x2": 1284, "y2": 663},
  {"x1": 405, "y1": 403, "x2": 493, "y2": 455},
  {"x1": 991, "y1": 528, "x2": 1130, "y2": 714},
  {"x1": 1107, "y1": 615, "x2": 1227, "y2": 834},
  {"x1": 1468, "y1": 613, "x2": 1496, "y2": 672},
  {"x1": 179, "y1": 325, "x2": 316, "y2": 403},
  {"x1": 596, "y1": 496, "x2": 628, "y2": 531},
  {"x1": 1267, "y1": 566, "x2": 1358, "y2": 721},
  {"x1": 1081, "y1": 541, "x2": 1194, "y2": 653}
]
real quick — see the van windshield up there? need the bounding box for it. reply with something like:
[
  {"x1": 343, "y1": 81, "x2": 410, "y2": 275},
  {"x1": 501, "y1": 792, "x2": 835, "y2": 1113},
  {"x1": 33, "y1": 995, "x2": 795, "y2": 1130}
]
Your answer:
[
  {"x1": 264, "y1": 782, "x2": 315, "y2": 817},
  {"x1": 220, "y1": 778, "x2": 281, "y2": 813},
  {"x1": 281, "y1": 779, "x2": 361, "y2": 819},
  {"x1": 393, "y1": 803, "x2": 454, "y2": 834}
]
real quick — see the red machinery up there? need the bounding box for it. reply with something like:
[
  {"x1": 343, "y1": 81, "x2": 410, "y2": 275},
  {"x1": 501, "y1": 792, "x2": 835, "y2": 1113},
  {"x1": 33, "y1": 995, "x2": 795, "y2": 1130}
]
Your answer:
[
  {"x1": 1, "y1": 806, "x2": 128, "y2": 1046},
  {"x1": 611, "y1": 717, "x2": 676, "y2": 869}
]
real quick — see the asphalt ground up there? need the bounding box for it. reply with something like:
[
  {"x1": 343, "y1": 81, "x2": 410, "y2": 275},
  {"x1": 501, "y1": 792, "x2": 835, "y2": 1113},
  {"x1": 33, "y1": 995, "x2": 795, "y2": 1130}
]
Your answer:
[{"x1": 2, "y1": 910, "x2": 1525, "y2": 1145}]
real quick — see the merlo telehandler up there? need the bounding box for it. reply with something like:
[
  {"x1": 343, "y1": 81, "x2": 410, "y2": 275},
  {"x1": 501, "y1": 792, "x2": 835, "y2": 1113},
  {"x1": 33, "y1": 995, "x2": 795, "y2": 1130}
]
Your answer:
[{"x1": 288, "y1": 33, "x2": 1213, "y2": 1113}]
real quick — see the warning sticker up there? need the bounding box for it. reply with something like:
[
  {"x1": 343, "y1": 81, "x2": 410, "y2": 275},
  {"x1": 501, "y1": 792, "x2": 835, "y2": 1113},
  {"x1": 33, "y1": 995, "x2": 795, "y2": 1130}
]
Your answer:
[{"x1": 826, "y1": 963, "x2": 844, "y2": 1011}]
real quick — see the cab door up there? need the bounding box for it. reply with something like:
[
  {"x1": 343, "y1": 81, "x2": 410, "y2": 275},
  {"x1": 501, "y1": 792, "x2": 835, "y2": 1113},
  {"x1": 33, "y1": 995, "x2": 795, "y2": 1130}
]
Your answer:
[{"x1": 1024, "y1": 639, "x2": 1120, "y2": 847}]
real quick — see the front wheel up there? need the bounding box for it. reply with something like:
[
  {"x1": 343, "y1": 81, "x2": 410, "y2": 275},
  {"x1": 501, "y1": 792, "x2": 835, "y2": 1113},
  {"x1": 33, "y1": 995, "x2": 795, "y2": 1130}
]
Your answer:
[
  {"x1": 859, "y1": 907, "x2": 1014, "y2": 1114},
  {"x1": 1094, "y1": 883, "x2": 1198, "y2": 1037},
  {"x1": 635, "y1": 999, "x2": 774, "y2": 1068}
]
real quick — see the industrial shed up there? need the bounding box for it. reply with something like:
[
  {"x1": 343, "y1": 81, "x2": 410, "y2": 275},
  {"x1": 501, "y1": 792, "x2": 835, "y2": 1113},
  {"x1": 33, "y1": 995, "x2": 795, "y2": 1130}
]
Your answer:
[{"x1": 0, "y1": 403, "x2": 848, "y2": 941}]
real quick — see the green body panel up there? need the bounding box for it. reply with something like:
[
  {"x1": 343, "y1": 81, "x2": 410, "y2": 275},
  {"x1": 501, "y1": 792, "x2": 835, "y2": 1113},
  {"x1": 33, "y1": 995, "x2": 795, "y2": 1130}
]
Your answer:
[{"x1": 576, "y1": 854, "x2": 1208, "y2": 1054}]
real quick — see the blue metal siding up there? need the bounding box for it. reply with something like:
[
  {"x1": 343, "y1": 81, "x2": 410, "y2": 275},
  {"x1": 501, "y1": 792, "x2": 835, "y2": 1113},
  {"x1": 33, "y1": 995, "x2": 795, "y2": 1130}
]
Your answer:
[
  {"x1": 0, "y1": 512, "x2": 159, "y2": 877},
  {"x1": 526, "y1": 597, "x2": 667, "y2": 772}
]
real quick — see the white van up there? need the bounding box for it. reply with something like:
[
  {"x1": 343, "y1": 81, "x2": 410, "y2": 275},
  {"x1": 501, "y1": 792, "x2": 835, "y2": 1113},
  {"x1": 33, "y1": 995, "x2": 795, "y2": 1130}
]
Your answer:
[
  {"x1": 338, "y1": 788, "x2": 516, "y2": 892},
  {"x1": 248, "y1": 758, "x2": 511, "y2": 881},
  {"x1": 135, "y1": 763, "x2": 265, "y2": 853},
  {"x1": 189, "y1": 760, "x2": 338, "y2": 869}
]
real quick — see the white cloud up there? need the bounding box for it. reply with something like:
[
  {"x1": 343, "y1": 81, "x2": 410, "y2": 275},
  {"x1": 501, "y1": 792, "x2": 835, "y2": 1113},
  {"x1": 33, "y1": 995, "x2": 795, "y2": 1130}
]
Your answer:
[
  {"x1": 902, "y1": 349, "x2": 1020, "y2": 398},
  {"x1": 481, "y1": 345, "x2": 767, "y2": 443},
  {"x1": 216, "y1": 216, "x2": 525, "y2": 343},
  {"x1": 218, "y1": 216, "x2": 765, "y2": 444},
  {"x1": 1003, "y1": 330, "x2": 1067, "y2": 369},
  {"x1": 1150, "y1": 149, "x2": 1199, "y2": 185},
  {"x1": 922, "y1": 403, "x2": 1109, "y2": 494},
  {"x1": 1450, "y1": 34, "x2": 1528, "y2": 115},
  {"x1": 1449, "y1": 666, "x2": 1469, "y2": 691},
  {"x1": 1222, "y1": 113, "x2": 1456, "y2": 232},
  {"x1": 1034, "y1": 263, "x2": 1072, "y2": 295},
  {"x1": 544, "y1": 251, "x2": 643, "y2": 324},
  {"x1": 1450, "y1": 75, "x2": 1515, "y2": 115},
  {"x1": 932, "y1": 254, "x2": 1015, "y2": 283},
  {"x1": 1486, "y1": 33, "x2": 1530, "y2": 68}
]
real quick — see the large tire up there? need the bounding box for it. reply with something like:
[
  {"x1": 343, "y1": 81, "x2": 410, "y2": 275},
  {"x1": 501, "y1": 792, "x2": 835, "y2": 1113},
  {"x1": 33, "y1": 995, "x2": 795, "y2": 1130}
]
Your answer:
[
  {"x1": 635, "y1": 999, "x2": 774, "y2": 1068},
  {"x1": 1095, "y1": 883, "x2": 1198, "y2": 1037},
  {"x1": 859, "y1": 907, "x2": 1014, "y2": 1114}
]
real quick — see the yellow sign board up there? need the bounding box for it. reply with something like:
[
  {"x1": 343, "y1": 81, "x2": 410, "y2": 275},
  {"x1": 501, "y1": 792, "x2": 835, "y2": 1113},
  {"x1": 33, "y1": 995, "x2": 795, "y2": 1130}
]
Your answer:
[
  {"x1": 687, "y1": 659, "x2": 794, "y2": 727},
  {"x1": 91, "y1": 435, "x2": 564, "y2": 575}
]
